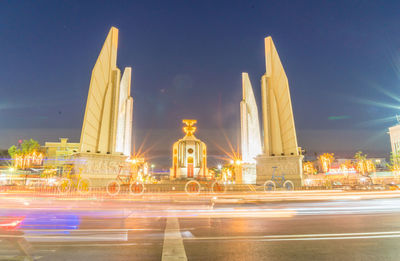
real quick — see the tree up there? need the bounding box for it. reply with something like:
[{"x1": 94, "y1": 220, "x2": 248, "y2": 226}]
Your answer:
[
  {"x1": 8, "y1": 139, "x2": 40, "y2": 158},
  {"x1": 354, "y1": 151, "x2": 367, "y2": 162},
  {"x1": 354, "y1": 151, "x2": 375, "y2": 175},
  {"x1": 303, "y1": 161, "x2": 317, "y2": 175},
  {"x1": 318, "y1": 153, "x2": 334, "y2": 173},
  {"x1": 387, "y1": 152, "x2": 400, "y2": 173},
  {"x1": 21, "y1": 139, "x2": 40, "y2": 155},
  {"x1": 8, "y1": 139, "x2": 42, "y2": 169},
  {"x1": 8, "y1": 145, "x2": 20, "y2": 158}
]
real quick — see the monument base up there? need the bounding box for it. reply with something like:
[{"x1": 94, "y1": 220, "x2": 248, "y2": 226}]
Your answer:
[
  {"x1": 256, "y1": 154, "x2": 304, "y2": 187},
  {"x1": 241, "y1": 163, "x2": 257, "y2": 184},
  {"x1": 70, "y1": 153, "x2": 130, "y2": 186}
]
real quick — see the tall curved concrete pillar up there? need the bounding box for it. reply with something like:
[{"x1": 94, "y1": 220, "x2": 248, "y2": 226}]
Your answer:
[
  {"x1": 240, "y1": 73, "x2": 262, "y2": 184},
  {"x1": 80, "y1": 27, "x2": 133, "y2": 157},
  {"x1": 256, "y1": 36, "x2": 303, "y2": 187}
]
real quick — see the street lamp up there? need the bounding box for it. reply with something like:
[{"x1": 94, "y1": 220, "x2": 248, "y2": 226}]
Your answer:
[{"x1": 151, "y1": 164, "x2": 155, "y2": 175}]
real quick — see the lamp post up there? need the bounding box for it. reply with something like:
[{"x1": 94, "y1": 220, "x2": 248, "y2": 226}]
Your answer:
[{"x1": 151, "y1": 164, "x2": 155, "y2": 175}]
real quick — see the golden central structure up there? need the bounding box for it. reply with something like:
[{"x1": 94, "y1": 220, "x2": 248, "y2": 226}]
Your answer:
[
  {"x1": 170, "y1": 120, "x2": 208, "y2": 179},
  {"x1": 241, "y1": 36, "x2": 303, "y2": 186},
  {"x1": 80, "y1": 27, "x2": 133, "y2": 156}
]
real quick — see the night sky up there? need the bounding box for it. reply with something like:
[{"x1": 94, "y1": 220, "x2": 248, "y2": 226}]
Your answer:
[{"x1": 1, "y1": 0, "x2": 400, "y2": 165}]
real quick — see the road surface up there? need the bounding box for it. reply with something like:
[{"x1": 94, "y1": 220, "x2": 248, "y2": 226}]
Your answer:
[{"x1": 1, "y1": 191, "x2": 400, "y2": 260}]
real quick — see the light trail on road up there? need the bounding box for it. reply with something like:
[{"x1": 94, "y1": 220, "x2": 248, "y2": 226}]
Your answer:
[{"x1": 2, "y1": 191, "x2": 400, "y2": 260}]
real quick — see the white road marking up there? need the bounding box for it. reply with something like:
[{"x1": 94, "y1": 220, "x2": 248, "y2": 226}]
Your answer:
[
  {"x1": 258, "y1": 235, "x2": 400, "y2": 241},
  {"x1": 183, "y1": 231, "x2": 400, "y2": 241},
  {"x1": 22, "y1": 228, "x2": 161, "y2": 232},
  {"x1": 39, "y1": 243, "x2": 147, "y2": 247},
  {"x1": 0, "y1": 255, "x2": 42, "y2": 260},
  {"x1": 0, "y1": 232, "x2": 128, "y2": 242},
  {"x1": 162, "y1": 217, "x2": 187, "y2": 261}
]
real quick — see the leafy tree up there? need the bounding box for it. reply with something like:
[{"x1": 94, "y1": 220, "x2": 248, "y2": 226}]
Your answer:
[
  {"x1": 354, "y1": 151, "x2": 375, "y2": 175},
  {"x1": 354, "y1": 151, "x2": 367, "y2": 161},
  {"x1": 8, "y1": 139, "x2": 42, "y2": 169},
  {"x1": 8, "y1": 139, "x2": 40, "y2": 159},
  {"x1": 303, "y1": 161, "x2": 317, "y2": 175},
  {"x1": 387, "y1": 152, "x2": 400, "y2": 172},
  {"x1": 21, "y1": 139, "x2": 40, "y2": 155},
  {"x1": 8, "y1": 145, "x2": 20, "y2": 158},
  {"x1": 318, "y1": 153, "x2": 334, "y2": 173}
]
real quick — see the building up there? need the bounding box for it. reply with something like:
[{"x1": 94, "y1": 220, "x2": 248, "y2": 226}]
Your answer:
[
  {"x1": 44, "y1": 138, "x2": 80, "y2": 166},
  {"x1": 389, "y1": 122, "x2": 400, "y2": 157},
  {"x1": 170, "y1": 120, "x2": 208, "y2": 179}
]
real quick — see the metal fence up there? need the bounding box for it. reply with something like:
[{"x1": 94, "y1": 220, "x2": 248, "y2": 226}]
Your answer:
[{"x1": 1, "y1": 177, "x2": 397, "y2": 199}]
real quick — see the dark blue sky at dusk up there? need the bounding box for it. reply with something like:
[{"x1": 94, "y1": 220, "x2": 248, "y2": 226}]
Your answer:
[{"x1": 1, "y1": 0, "x2": 400, "y2": 161}]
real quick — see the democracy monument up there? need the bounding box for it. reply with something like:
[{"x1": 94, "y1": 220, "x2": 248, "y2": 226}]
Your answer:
[
  {"x1": 54, "y1": 26, "x2": 303, "y2": 188},
  {"x1": 170, "y1": 120, "x2": 208, "y2": 179},
  {"x1": 71, "y1": 27, "x2": 134, "y2": 185},
  {"x1": 240, "y1": 36, "x2": 303, "y2": 187}
]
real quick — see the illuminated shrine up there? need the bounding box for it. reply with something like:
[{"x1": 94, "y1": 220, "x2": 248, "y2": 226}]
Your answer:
[{"x1": 170, "y1": 120, "x2": 208, "y2": 179}]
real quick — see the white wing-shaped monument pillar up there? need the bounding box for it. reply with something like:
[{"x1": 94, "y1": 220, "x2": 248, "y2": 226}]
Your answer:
[
  {"x1": 75, "y1": 27, "x2": 134, "y2": 185},
  {"x1": 115, "y1": 67, "x2": 133, "y2": 156},
  {"x1": 80, "y1": 27, "x2": 133, "y2": 157},
  {"x1": 240, "y1": 73, "x2": 262, "y2": 184},
  {"x1": 256, "y1": 36, "x2": 303, "y2": 187}
]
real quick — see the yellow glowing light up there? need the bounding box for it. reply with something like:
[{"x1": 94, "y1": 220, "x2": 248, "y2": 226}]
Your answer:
[
  {"x1": 355, "y1": 158, "x2": 375, "y2": 175},
  {"x1": 366, "y1": 160, "x2": 376, "y2": 173},
  {"x1": 303, "y1": 161, "x2": 316, "y2": 175},
  {"x1": 14, "y1": 151, "x2": 44, "y2": 169},
  {"x1": 182, "y1": 119, "x2": 197, "y2": 136},
  {"x1": 318, "y1": 153, "x2": 334, "y2": 173},
  {"x1": 127, "y1": 157, "x2": 145, "y2": 165},
  {"x1": 235, "y1": 160, "x2": 242, "y2": 165}
]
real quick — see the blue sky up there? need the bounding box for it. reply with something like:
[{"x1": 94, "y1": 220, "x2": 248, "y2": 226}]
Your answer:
[{"x1": 0, "y1": 0, "x2": 399, "y2": 162}]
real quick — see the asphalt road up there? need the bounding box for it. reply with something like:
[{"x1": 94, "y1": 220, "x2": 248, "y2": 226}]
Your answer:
[{"x1": 1, "y1": 193, "x2": 400, "y2": 260}]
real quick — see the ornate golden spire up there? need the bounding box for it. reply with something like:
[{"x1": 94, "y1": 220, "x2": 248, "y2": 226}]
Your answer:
[{"x1": 182, "y1": 119, "x2": 197, "y2": 136}]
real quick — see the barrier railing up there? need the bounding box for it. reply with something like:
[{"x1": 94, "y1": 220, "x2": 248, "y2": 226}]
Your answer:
[{"x1": 0, "y1": 179, "x2": 396, "y2": 199}]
